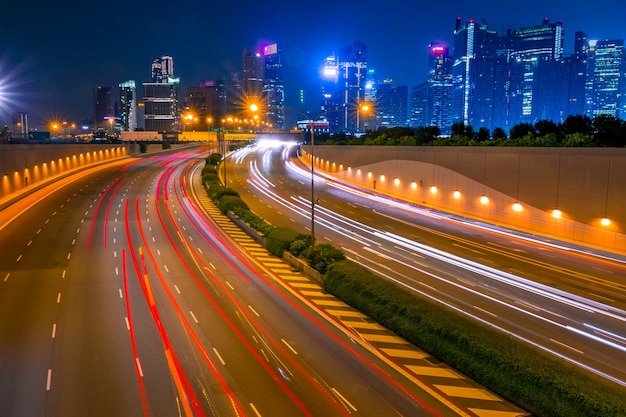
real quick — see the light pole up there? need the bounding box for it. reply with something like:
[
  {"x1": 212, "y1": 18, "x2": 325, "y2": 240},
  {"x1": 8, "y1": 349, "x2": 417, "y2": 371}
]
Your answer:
[{"x1": 251, "y1": 103, "x2": 370, "y2": 247}]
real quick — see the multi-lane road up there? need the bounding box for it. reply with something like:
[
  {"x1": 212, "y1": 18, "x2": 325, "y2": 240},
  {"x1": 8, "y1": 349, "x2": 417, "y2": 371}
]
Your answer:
[
  {"x1": 226, "y1": 140, "x2": 626, "y2": 388},
  {"x1": 1, "y1": 145, "x2": 504, "y2": 416}
]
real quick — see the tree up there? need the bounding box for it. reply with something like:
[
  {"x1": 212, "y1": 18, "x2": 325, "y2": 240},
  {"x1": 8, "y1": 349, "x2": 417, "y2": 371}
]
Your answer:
[
  {"x1": 593, "y1": 114, "x2": 624, "y2": 147},
  {"x1": 534, "y1": 119, "x2": 559, "y2": 137},
  {"x1": 492, "y1": 127, "x2": 507, "y2": 140},
  {"x1": 561, "y1": 115, "x2": 593, "y2": 137},
  {"x1": 509, "y1": 123, "x2": 536, "y2": 139},
  {"x1": 477, "y1": 127, "x2": 490, "y2": 141}
]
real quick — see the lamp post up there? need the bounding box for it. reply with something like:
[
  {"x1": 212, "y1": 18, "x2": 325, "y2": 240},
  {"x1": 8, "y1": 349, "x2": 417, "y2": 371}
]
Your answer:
[{"x1": 251, "y1": 103, "x2": 370, "y2": 247}]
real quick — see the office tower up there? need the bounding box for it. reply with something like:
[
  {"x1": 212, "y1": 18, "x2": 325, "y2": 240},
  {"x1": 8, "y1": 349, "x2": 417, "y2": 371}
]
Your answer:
[
  {"x1": 216, "y1": 73, "x2": 242, "y2": 127},
  {"x1": 508, "y1": 19, "x2": 566, "y2": 124},
  {"x1": 12, "y1": 112, "x2": 28, "y2": 141},
  {"x1": 151, "y1": 56, "x2": 175, "y2": 83},
  {"x1": 427, "y1": 43, "x2": 453, "y2": 133},
  {"x1": 410, "y1": 82, "x2": 429, "y2": 128},
  {"x1": 95, "y1": 85, "x2": 116, "y2": 130},
  {"x1": 119, "y1": 80, "x2": 137, "y2": 131},
  {"x1": 321, "y1": 54, "x2": 341, "y2": 131},
  {"x1": 242, "y1": 48, "x2": 265, "y2": 104},
  {"x1": 591, "y1": 39, "x2": 625, "y2": 117},
  {"x1": 451, "y1": 18, "x2": 498, "y2": 130},
  {"x1": 186, "y1": 82, "x2": 219, "y2": 130},
  {"x1": 143, "y1": 82, "x2": 178, "y2": 132},
  {"x1": 567, "y1": 32, "x2": 589, "y2": 117},
  {"x1": 262, "y1": 43, "x2": 284, "y2": 129},
  {"x1": 144, "y1": 56, "x2": 178, "y2": 132},
  {"x1": 375, "y1": 80, "x2": 408, "y2": 127},
  {"x1": 320, "y1": 41, "x2": 368, "y2": 132}
]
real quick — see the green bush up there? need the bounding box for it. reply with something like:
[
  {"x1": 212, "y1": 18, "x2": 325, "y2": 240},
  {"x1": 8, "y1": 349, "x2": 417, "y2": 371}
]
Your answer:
[
  {"x1": 231, "y1": 206, "x2": 275, "y2": 236},
  {"x1": 202, "y1": 165, "x2": 217, "y2": 175},
  {"x1": 208, "y1": 153, "x2": 222, "y2": 166},
  {"x1": 202, "y1": 172, "x2": 220, "y2": 185},
  {"x1": 215, "y1": 187, "x2": 240, "y2": 199},
  {"x1": 289, "y1": 235, "x2": 312, "y2": 257},
  {"x1": 218, "y1": 195, "x2": 248, "y2": 214},
  {"x1": 323, "y1": 260, "x2": 626, "y2": 417},
  {"x1": 304, "y1": 243, "x2": 344, "y2": 274},
  {"x1": 265, "y1": 227, "x2": 301, "y2": 257}
]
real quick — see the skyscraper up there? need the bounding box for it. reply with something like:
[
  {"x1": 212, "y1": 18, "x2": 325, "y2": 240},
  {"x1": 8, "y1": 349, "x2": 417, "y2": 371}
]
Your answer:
[
  {"x1": 94, "y1": 85, "x2": 116, "y2": 130},
  {"x1": 320, "y1": 41, "x2": 368, "y2": 132},
  {"x1": 591, "y1": 39, "x2": 625, "y2": 117},
  {"x1": 451, "y1": 18, "x2": 498, "y2": 130},
  {"x1": 144, "y1": 56, "x2": 178, "y2": 132},
  {"x1": 427, "y1": 43, "x2": 453, "y2": 133},
  {"x1": 242, "y1": 48, "x2": 265, "y2": 105},
  {"x1": 508, "y1": 19, "x2": 566, "y2": 124},
  {"x1": 375, "y1": 81, "x2": 408, "y2": 128},
  {"x1": 262, "y1": 43, "x2": 284, "y2": 129},
  {"x1": 119, "y1": 80, "x2": 137, "y2": 131}
]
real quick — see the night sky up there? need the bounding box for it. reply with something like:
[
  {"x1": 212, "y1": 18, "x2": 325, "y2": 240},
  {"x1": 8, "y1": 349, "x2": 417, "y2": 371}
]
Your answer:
[{"x1": 1, "y1": 0, "x2": 625, "y2": 128}]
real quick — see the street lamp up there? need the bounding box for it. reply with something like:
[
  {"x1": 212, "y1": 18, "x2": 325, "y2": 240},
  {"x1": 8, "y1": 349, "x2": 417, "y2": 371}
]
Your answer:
[{"x1": 252, "y1": 103, "x2": 370, "y2": 247}]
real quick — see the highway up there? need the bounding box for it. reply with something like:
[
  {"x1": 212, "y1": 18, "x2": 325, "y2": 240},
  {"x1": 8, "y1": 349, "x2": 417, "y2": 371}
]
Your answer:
[
  {"x1": 225, "y1": 140, "x2": 626, "y2": 388},
  {"x1": 0, "y1": 146, "x2": 484, "y2": 416}
]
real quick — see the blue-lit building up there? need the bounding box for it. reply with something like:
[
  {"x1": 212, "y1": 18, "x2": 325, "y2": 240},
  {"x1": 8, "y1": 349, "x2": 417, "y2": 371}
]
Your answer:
[
  {"x1": 590, "y1": 39, "x2": 625, "y2": 118},
  {"x1": 320, "y1": 41, "x2": 368, "y2": 132},
  {"x1": 451, "y1": 18, "x2": 499, "y2": 130},
  {"x1": 374, "y1": 80, "x2": 408, "y2": 128},
  {"x1": 119, "y1": 80, "x2": 137, "y2": 132},
  {"x1": 262, "y1": 43, "x2": 285, "y2": 129}
]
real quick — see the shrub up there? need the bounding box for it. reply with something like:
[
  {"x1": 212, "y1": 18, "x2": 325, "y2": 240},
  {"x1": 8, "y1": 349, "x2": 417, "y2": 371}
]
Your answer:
[
  {"x1": 304, "y1": 243, "x2": 344, "y2": 274},
  {"x1": 289, "y1": 234, "x2": 312, "y2": 257},
  {"x1": 218, "y1": 195, "x2": 248, "y2": 214},
  {"x1": 231, "y1": 206, "x2": 274, "y2": 236},
  {"x1": 208, "y1": 153, "x2": 222, "y2": 166},
  {"x1": 215, "y1": 187, "x2": 240, "y2": 199},
  {"x1": 265, "y1": 227, "x2": 301, "y2": 257}
]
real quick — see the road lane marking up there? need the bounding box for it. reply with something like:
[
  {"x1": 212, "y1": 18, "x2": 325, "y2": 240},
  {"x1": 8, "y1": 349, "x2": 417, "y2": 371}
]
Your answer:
[
  {"x1": 71, "y1": 239, "x2": 75, "y2": 246},
  {"x1": 135, "y1": 358, "x2": 144, "y2": 377},
  {"x1": 57, "y1": 293, "x2": 61, "y2": 303},
  {"x1": 4, "y1": 273, "x2": 9, "y2": 282},
  {"x1": 474, "y1": 305, "x2": 497, "y2": 317},
  {"x1": 189, "y1": 311, "x2": 199, "y2": 323},
  {"x1": 225, "y1": 281, "x2": 234, "y2": 290},
  {"x1": 119, "y1": 289, "x2": 123, "y2": 298},
  {"x1": 174, "y1": 285, "x2": 181, "y2": 294},
  {"x1": 51, "y1": 324, "x2": 56, "y2": 338},
  {"x1": 248, "y1": 305, "x2": 260, "y2": 317},
  {"x1": 164, "y1": 264, "x2": 169, "y2": 273},
  {"x1": 250, "y1": 403, "x2": 262, "y2": 417},
  {"x1": 331, "y1": 388, "x2": 357, "y2": 412},
  {"x1": 213, "y1": 348, "x2": 226, "y2": 365},
  {"x1": 67, "y1": 252, "x2": 71, "y2": 260},
  {"x1": 62, "y1": 270, "x2": 66, "y2": 279},
  {"x1": 46, "y1": 369, "x2": 52, "y2": 391},
  {"x1": 37, "y1": 228, "x2": 42, "y2": 234},
  {"x1": 75, "y1": 228, "x2": 79, "y2": 234},
  {"x1": 27, "y1": 240, "x2": 32, "y2": 246},
  {"x1": 550, "y1": 338, "x2": 584, "y2": 354},
  {"x1": 125, "y1": 317, "x2": 130, "y2": 330},
  {"x1": 16, "y1": 255, "x2": 22, "y2": 262},
  {"x1": 209, "y1": 263, "x2": 216, "y2": 269},
  {"x1": 282, "y1": 339, "x2": 298, "y2": 355}
]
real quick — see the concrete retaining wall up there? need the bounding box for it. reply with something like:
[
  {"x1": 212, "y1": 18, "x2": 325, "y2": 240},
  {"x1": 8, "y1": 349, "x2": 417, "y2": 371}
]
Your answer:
[
  {"x1": 302, "y1": 146, "x2": 626, "y2": 254},
  {"x1": 1, "y1": 144, "x2": 136, "y2": 203}
]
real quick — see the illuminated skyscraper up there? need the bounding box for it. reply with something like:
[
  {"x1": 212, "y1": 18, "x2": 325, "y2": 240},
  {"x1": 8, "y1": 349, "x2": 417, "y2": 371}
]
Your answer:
[
  {"x1": 375, "y1": 80, "x2": 408, "y2": 127},
  {"x1": 94, "y1": 85, "x2": 116, "y2": 130},
  {"x1": 242, "y1": 48, "x2": 265, "y2": 104},
  {"x1": 451, "y1": 18, "x2": 498, "y2": 129},
  {"x1": 119, "y1": 80, "x2": 137, "y2": 131},
  {"x1": 591, "y1": 39, "x2": 625, "y2": 117},
  {"x1": 144, "y1": 56, "x2": 178, "y2": 132},
  {"x1": 262, "y1": 43, "x2": 284, "y2": 129},
  {"x1": 320, "y1": 41, "x2": 368, "y2": 132}
]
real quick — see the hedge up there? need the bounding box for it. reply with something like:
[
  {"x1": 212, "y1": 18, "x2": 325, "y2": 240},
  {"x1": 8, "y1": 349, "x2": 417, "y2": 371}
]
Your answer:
[{"x1": 323, "y1": 260, "x2": 626, "y2": 417}]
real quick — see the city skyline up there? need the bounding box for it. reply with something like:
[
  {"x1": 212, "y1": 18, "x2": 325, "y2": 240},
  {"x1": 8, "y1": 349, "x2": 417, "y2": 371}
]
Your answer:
[{"x1": 1, "y1": 0, "x2": 625, "y2": 129}]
